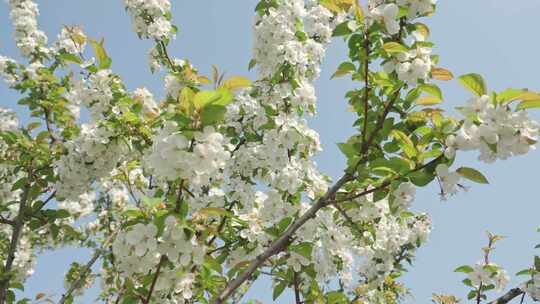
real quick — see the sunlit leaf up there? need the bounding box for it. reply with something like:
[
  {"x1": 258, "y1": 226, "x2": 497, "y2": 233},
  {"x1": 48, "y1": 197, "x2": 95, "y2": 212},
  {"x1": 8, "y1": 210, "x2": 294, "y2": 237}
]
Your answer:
[{"x1": 456, "y1": 167, "x2": 489, "y2": 184}]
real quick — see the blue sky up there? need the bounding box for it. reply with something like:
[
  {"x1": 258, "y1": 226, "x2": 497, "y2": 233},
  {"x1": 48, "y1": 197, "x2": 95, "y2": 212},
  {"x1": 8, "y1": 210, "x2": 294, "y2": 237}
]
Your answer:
[{"x1": 1, "y1": 1, "x2": 540, "y2": 303}]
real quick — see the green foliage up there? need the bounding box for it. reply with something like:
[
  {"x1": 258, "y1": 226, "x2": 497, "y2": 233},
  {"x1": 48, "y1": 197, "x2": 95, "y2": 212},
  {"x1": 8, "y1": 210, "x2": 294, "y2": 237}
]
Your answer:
[{"x1": 458, "y1": 74, "x2": 486, "y2": 97}]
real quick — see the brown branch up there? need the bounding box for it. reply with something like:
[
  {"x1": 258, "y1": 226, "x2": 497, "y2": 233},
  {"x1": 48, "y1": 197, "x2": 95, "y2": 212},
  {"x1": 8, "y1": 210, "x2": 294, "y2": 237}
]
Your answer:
[
  {"x1": 329, "y1": 154, "x2": 443, "y2": 205},
  {"x1": 143, "y1": 255, "x2": 166, "y2": 304},
  {"x1": 488, "y1": 288, "x2": 524, "y2": 304},
  {"x1": 211, "y1": 173, "x2": 353, "y2": 303},
  {"x1": 293, "y1": 272, "x2": 301, "y2": 304},
  {"x1": 175, "y1": 180, "x2": 185, "y2": 213},
  {"x1": 42, "y1": 106, "x2": 62, "y2": 144},
  {"x1": 0, "y1": 174, "x2": 33, "y2": 304},
  {"x1": 58, "y1": 249, "x2": 102, "y2": 304}
]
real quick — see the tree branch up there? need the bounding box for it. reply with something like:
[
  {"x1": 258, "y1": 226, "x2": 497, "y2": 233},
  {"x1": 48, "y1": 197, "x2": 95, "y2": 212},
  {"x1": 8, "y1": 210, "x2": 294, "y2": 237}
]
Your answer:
[
  {"x1": 58, "y1": 249, "x2": 102, "y2": 304},
  {"x1": 211, "y1": 173, "x2": 353, "y2": 303},
  {"x1": 0, "y1": 174, "x2": 33, "y2": 304},
  {"x1": 293, "y1": 272, "x2": 301, "y2": 304},
  {"x1": 488, "y1": 288, "x2": 524, "y2": 304},
  {"x1": 143, "y1": 255, "x2": 166, "y2": 304}
]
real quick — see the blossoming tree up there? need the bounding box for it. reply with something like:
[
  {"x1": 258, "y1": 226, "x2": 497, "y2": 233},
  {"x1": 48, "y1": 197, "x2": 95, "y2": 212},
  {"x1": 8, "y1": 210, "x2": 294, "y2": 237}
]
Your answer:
[{"x1": 1, "y1": 0, "x2": 539, "y2": 303}]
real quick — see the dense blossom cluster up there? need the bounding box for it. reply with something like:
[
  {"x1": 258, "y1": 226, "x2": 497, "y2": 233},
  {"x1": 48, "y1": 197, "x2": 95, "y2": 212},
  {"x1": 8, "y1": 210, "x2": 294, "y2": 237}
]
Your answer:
[
  {"x1": 445, "y1": 95, "x2": 539, "y2": 163},
  {"x1": 8, "y1": 0, "x2": 49, "y2": 58},
  {"x1": 54, "y1": 123, "x2": 127, "y2": 201},
  {"x1": 123, "y1": 0, "x2": 173, "y2": 41},
  {"x1": 252, "y1": 0, "x2": 337, "y2": 80},
  {"x1": 112, "y1": 216, "x2": 204, "y2": 302},
  {"x1": 383, "y1": 45, "x2": 433, "y2": 85},
  {"x1": 144, "y1": 122, "x2": 231, "y2": 188},
  {"x1": 65, "y1": 69, "x2": 119, "y2": 120}
]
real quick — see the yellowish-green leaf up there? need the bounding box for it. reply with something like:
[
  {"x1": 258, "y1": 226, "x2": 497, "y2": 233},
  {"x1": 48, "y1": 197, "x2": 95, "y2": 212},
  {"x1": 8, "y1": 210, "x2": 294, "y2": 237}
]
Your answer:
[
  {"x1": 197, "y1": 207, "x2": 232, "y2": 218},
  {"x1": 90, "y1": 39, "x2": 110, "y2": 69},
  {"x1": 193, "y1": 89, "x2": 233, "y2": 109},
  {"x1": 431, "y1": 67, "x2": 454, "y2": 81},
  {"x1": 320, "y1": 0, "x2": 354, "y2": 13},
  {"x1": 419, "y1": 84, "x2": 443, "y2": 100},
  {"x1": 456, "y1": 167, "x2": 489, "y2": 184},
  {"x1": 516, "y1": 100, "x2": 540, "y2": 110},
  {"x1": 220, "y1": 76, "x2": 252, "y2": 90},
  {"x1": 197, "y1": 75, "x2": 212, "y2": 85},
  {"x1": 391, "y1": 130, "x2": 417, "y2": 158},
  {"x1": 353, "y1": 2, "x2": 364, "y2": 21},
  {"x1": 458, "y1": 73, "x2": 487, "y2": 97},
  {"x1": 383, "y1": 42, "x2": 408, "y2": 54},
  {"x1": 414, "y1": 23, "x2": 430, "y2": 40},
  {"x1": 416, "y1": 96, "x2": 442, "y2": 106},
  {"x1": 331, "y1": 62, "x2": 356, "y2": 79},
  {"x1": 179, "y1": 87, "x2": 195, "y2": 113}
]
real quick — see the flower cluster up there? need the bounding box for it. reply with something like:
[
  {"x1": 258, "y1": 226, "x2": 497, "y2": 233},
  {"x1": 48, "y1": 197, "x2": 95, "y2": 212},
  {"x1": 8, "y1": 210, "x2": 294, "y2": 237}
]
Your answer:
[
  {"x1": 52, "y1": 26, "x2": 87, "y2": 56},
  {"x1": 65, "y1": 70, "x2": 118, "y2": 120},
  {"x1": 0, "y1": 56, "x2": 19, "y2": 86},
  {"x1": 144, "y1": 122, "x2": 230, "y2": 188},
  {"x1": 112, "y1": 217, "x2": 204, "y2": 302},
  {"x1": 8, "y1": 0, "x2": 49, "y2": 58},
  {"x1": 132, "y1": 87, "x2": 160, "y2": 118},
  {"x1": 369, "y1": 0, "x2": 436, "y2": 25},
  {"x1": 123, "y1": 0, "x2": 173, "y2": 41},
  {"x1": 55, "y1": 123, "x2": 127, "y2": 201},
  {"x1": 467, "y1": 262, "x2": 510, "y2": 292},
  {"x1": 435, "y1": 164, "x2": 462, "y2": 199},
  {"x1": 445, "y1": 95, "x2": 539, "y2": 163},
  {"x1": 252, "y1": 0, "x2": 336, "y2": 80},
  {"x1": 383, "y1": 45, "x2": 433, "y2": 85},
  {"x1": 525, "y1": 274, "x2": 540, "y2": 301}
]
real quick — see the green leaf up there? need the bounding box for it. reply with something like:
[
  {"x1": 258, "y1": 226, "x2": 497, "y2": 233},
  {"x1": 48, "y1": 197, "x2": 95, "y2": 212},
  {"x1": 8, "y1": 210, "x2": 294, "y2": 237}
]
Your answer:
[
  {"x1": 327, "y1": 291, "x2": 348, "y2": 304},
  {"x1": 204, "y1": 256, "x2": 223, "y2": 274},
  {"x1": 458, "y1": 73, "x2": 487, "y2": 97},
  {"x1": 516, "y1": 100, "x2": 540, "y2": 110},
  {"x1": 90, "y1": 39, "x2": 111, "y2": 69},
  {"x1": 454, "y1": 265, "x2": 474, "y2": 273},
  {"x1": 416, "y1": 96, "x2": 442, "y2": 106},
  {"x1": 248, "y1": 59, "x2": 257, "y2": 71},
  {"x1": 220, "y1": 76, "x2": 252, "y2": 91},
  {"x1": 193, "y1": 89, "x2": 233, "y2": 109},
  {"x1": 419, "y1": 84, "x2": 443, "y2": 101},
  {"x1": 272, "y1": 281, "x2": 287, "y2": 300},
  {"x1": 142, "y1": 196, "x2": 162, "y2": 208},
  {"x1": 197, "y1": 207, "x2": 232, "y2": 218},
  {"x1": 383, "y1": 42, "x2": 408, "y2": 54},
  {"x1": 331, "y1": 62, "x2": 356, "y2": 79},
  {"x1": 456, "y1": 167, "x2": 489, "y2": 184},
  {"x1": 497, "y1": 88, "x2": 528, "y2": 103},
  {"x1": 58, "y1": 53, "x2": 83, "y2": 65},
  {"x1": 291, "y1": 243, "x2": 312, "y2": 260},
  {"x1": 535, "y1": 256, "x2": 540, "y2": 271},
  {"x1": 515, "y1": 269, "x2": 533, "y2": 276},
  {"x1": 201, "y1": 105, "x2": 227, "y2": 125},
  {"x1": 337, "y1": 142, "x2": 357, "y2": 158},
  {"x1": 391, "y1": 130, "x2": 417, "y2": 158}
]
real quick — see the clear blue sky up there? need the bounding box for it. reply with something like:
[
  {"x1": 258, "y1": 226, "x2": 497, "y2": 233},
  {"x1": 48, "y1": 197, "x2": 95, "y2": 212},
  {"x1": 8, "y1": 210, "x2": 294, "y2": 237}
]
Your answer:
[{"x1": 1, "y1": 1, "x2": 540, "y2": 303}]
